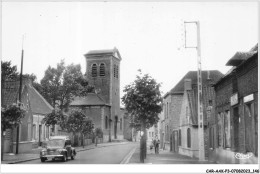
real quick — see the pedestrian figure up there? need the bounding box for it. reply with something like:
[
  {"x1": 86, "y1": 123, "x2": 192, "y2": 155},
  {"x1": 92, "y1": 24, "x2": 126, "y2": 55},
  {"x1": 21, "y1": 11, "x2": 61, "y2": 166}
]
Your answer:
[
  {"x1": 95, "y1": 135, "x2": 98, "y2": 147},
  {"x1": 153, "y1": 138, "x2": 157, "y2": 154},
  {"x1": 156, "y1": 139, "x2": 160, "y2": 154}
]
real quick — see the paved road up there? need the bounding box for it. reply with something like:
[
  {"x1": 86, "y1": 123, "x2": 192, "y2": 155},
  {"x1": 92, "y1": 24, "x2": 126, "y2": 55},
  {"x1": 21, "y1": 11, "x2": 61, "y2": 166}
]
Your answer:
[{"x1": 19, "y1": 142, "x2": 138, "y2": 164}]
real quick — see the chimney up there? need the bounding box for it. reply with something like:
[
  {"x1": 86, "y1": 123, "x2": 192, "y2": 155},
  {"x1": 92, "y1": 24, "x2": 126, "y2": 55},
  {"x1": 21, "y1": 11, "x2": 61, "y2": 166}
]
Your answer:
[
  {"x1": 207, "y1": 70, "x2": 211, "y2": 80},
  {"x1": 184, "y1": 79, "x2": 192, "y2": 91}
]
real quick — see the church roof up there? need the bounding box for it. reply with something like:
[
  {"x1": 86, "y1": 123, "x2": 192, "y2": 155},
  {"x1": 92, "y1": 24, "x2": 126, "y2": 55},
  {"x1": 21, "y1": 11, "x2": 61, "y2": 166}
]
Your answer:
[
  {"x1": 169, "y1": 70, "x2": 223, "y2": 95},
  {"x1": 70, "y1": 93, "x2": 109, "y2": 106},
  {"x1": 84, "y1": 47, "x2": 122, "y2": 60}
]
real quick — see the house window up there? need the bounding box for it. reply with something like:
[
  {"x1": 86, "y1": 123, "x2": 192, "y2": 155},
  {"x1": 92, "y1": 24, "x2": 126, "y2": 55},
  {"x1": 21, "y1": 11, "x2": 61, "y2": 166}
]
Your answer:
[
  {"x1": 91, "y1": 64, "x2": 97, "y2": 77},
  {"x1": 217, "y1": 113, "x2": 223, "y2": 147},
  {"x1": 209, "y1": 100, "x2": 212, "y2": 106},
  {"x1": 100, "y1": 63, "x2": 105, "y2": 76},
  {"x1": 187, "y1": 128, "x2": 191, "y2": 148},
  {"x1": 209, "y1": 127, "x2": 215, "y2": 149},
  {"x1": 224, "y1": 110, "x2": 231, "y2": 148},
  {"x1": 178, "y1": 129, "x2": 181, "y2": 146},
  {"x1": 149, "y1": 132, "x2": 151, "y2": 137},
  {"x1": 33, "y1": 124, "x2": 36, "y2": 140},
  {"x1": 105, "y1": 116, "x2": 108, "y2": 129},
  {"x1": 152, "y1": 132, "x2": 154, "y2": 137},
  {"x1": 46, "y1": 126, "x2": 49, "y2": 139}
]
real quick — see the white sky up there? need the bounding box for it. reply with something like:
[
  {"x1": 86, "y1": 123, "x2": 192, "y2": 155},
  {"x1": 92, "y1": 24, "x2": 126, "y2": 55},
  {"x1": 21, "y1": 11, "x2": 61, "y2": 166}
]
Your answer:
[{"x1": 2, "y1": 2, "x2": 258, "y2": 100}]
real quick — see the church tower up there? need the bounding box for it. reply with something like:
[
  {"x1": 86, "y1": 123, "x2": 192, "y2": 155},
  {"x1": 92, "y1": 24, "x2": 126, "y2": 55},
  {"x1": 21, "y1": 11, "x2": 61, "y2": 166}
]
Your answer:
[{"x1": 84, "y1": 48, "x2": 123, "y2": 140}]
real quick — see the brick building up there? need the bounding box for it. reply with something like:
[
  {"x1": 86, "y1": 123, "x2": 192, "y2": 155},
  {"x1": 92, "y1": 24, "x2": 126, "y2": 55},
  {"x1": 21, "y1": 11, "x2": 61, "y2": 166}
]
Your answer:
[
  {"x1": 208, "y1": 44, "x2": 258, "y2": 164},
  {"x1": 70, "y1": 48, "x2": 123, "y2": 142},
  {"x1": 2, "y1": 77, "x2": 53, "y2": 153},
  {"x1": 162, "y1": 70, "x2": 223, "y2": 157}
]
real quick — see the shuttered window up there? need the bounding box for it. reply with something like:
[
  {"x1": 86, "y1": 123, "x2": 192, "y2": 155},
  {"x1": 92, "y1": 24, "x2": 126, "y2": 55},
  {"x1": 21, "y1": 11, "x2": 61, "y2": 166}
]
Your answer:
[
  {"x1": 100, "y1": 63, "x2": 105, "y2": 76},
  {"x1": 92, "y1": 64, "x2": 97, "y2": 77}
]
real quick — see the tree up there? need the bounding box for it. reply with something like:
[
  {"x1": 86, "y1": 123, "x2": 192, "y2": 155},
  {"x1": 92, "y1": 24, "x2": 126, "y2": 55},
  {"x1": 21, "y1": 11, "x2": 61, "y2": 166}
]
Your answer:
[
  {"x1": 42, "y1": 109, "x2": 67, "y2": 131},
  {"x1": 40, "y1": 60, "x2": 93, "y2": 111},
  {"x1": 122, "y1": 70, "x2": 162, "y2": 163},
  {"x1": 1, "y1": 61, "x2": 20, "y2": 160},
  {"x1": 66, "y1": 110, "x2": 94, "y2": 148},
  {"x1": 1, "y1": 103, "x2": 26, "y2": 160}
]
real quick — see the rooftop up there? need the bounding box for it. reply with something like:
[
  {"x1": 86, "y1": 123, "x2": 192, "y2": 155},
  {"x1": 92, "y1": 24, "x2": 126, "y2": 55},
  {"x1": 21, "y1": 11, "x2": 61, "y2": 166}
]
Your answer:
[
  {"x1": 169, "y1": 70, "x2": 224, "y2": 95},
  {"x1": 2, "y1": 78, "x2": 53, "y2": 115},
  {"x1": 84, "y1": 47, "x2": 122, "y2": 60},
  {"x1": 70, "y1": 93, "x2": 109, "y2": 106}
]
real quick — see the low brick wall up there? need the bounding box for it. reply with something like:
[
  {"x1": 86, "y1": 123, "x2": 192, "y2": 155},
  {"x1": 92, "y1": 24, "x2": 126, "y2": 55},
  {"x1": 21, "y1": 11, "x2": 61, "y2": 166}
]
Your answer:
[{"x1": 12, "y1": 141, "x2": 33, "y2": 153}]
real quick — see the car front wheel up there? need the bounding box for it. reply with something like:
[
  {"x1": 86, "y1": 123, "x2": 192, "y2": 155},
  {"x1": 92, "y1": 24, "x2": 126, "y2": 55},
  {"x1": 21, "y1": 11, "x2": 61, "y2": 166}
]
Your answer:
[{"x1": 62, "y1": 154, "x2": 67, "y2": 162}]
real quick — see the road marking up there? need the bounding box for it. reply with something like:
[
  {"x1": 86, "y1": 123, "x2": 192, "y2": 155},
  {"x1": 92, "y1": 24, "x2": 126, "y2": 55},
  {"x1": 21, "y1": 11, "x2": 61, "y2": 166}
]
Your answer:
[{"x1": 120, "y1": 147, "x2": 136, "y2": 164}]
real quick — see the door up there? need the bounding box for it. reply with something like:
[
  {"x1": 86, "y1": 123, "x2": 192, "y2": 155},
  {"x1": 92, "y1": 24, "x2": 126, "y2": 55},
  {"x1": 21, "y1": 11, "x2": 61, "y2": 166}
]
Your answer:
[
  {"x1": 233, "y1": 107, "x2": 239, "y2": 151},
  {"x1": 39, "y1": 125, "x2": 42, "y2": 146},
  {"x1": 174, "y1": 131, "x2": 178, "y2": 152},
  {"x1": 114, "y1": 116, "x2": 118, "y2": 139}
]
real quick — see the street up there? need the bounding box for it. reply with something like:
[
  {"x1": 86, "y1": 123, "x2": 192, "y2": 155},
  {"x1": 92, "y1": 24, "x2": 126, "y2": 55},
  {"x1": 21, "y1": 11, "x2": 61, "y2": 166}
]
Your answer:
[{"x1": 19, "y1": 142, "x2": 138, "y2": 164}]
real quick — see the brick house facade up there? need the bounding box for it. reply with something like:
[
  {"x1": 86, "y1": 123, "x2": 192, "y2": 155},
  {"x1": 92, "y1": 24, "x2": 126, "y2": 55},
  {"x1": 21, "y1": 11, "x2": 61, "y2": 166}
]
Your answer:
[
  {"x1": 209, "y1": 44, "x2": 258, "y2": 164},
  {"x1": 2, "y1": 77, "x2": 53, "y2": 153}
]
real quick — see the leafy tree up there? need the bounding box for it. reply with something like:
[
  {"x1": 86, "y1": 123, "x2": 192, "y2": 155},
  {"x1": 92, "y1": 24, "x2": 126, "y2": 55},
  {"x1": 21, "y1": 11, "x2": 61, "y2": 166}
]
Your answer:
[
  {"x1": 122, "y1": 70, "x2": 162, "y2": 163},
  {"x1": 1, "y1": 61, "x2": 19, "y2": 160},
  {"x1": 1, "y1": 103, "x2": 26, "y2": 131},
  {"x1": 40, "y1": 60, "x2": 93, "y2": 111},
  {"x1": 1, "y1": 103, "x2": 26, "y2": 160},
  {"x1": 42, "y1": 109, "x2": 67, "y2": 130},
  {"x1": 66, "y1": 110, "x2": 94, "y2": 147},
  {"x1": 1, "y1": 61, "x2": 19, "y2": 82},
  {"x1": 40, "y1": 60, "x2": 66, "y2": 108}
]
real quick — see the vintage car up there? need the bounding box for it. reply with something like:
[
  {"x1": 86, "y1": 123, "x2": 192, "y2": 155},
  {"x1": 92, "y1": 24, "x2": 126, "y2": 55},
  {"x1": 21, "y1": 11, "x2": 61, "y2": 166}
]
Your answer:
[{"x1": 40, "y1": 136, "x2": 76, "y2": 162}]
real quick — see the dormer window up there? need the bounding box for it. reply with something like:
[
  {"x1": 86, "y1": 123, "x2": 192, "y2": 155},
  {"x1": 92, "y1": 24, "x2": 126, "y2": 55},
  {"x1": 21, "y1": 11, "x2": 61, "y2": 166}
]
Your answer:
[
  {"x1": 100, "y1": 63, "x2": 105, "y2": 77},
  {"x1": 92, "y1": 64, "x2": 97, "y2": 77}
]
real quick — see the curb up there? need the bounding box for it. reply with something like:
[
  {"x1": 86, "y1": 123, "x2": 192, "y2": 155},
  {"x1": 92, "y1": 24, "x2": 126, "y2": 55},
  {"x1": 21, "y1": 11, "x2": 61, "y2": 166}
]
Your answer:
[{"x1": 2, "y1": 142, "x2": 128, "y2": 164}]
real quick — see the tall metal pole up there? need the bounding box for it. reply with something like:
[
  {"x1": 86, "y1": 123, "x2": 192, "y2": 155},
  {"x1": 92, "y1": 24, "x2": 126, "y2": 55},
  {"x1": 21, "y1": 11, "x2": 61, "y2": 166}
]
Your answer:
[
  {"x1": 196, "y1": 21, "x2": 205, "y2": 161},
  {"x1": 16, "y1": 35, "x2": 25, "y2": 154},
  {"x1": 184, "y1": 21, "x2": 205, "y2": 161}
]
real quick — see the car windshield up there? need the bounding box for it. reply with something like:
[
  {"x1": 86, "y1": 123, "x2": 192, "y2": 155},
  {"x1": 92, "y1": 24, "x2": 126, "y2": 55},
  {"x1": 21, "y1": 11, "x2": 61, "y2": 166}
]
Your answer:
[{"x1": 46, "y1": 139, "x2": 65, "y2": 148}]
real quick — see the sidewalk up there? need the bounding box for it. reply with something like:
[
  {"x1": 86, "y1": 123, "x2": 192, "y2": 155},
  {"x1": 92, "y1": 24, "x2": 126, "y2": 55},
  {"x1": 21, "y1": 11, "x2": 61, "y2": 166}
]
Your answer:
[
  {"x1": 1, "y1": 141, "x2": 128, "y2": 164},
  {"x1": 128, "y1": 148, "x2": 216, "y2": 164}
]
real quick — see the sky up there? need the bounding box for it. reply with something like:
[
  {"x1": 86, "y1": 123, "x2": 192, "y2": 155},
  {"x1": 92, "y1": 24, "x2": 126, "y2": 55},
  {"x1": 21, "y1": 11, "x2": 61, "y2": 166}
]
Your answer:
[{"x1": 2, "y1": 2, "x2": 258, "y2": 101}]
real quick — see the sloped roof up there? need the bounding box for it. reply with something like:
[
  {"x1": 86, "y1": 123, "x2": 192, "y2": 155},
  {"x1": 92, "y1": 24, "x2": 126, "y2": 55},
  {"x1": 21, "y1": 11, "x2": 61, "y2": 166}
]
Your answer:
[
  {"x1": 28, "y1": 86, "x2": 53, "y2": 115},
  {"x1": 2, "y1": 81, "x2": 19, "y2": 106},
  {"x1": 226, "y1": 44, "x2": 258, "y2": 66},
  {"x1": 2, "y1": 79, "x2": 53, "y2": 115},
  {"x1": 84, "y1": 47, "x2": 122, "y2": 60},
  {"x1": 70, "y1": 93, "x2": 108, "y2": 106},
  {"x1": 170, "y1": 70, "x2": 224, "y2": 94},
  {"x1": 215, "y1": 44, "x2": 258, "y2": 86},
  {"x1": 226, "y1": 51, "x2": 257, "y2": 66}
]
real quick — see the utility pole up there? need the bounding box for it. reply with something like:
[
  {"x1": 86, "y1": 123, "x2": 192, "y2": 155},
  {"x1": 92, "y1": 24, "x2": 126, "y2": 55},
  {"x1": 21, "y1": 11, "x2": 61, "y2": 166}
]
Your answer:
[
  {"x1": 16, "y1": 34, "x2": 25, "y2": 154},
  {"x1": 184, "y1": 21, "x2": 205, "y2": 161}
]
